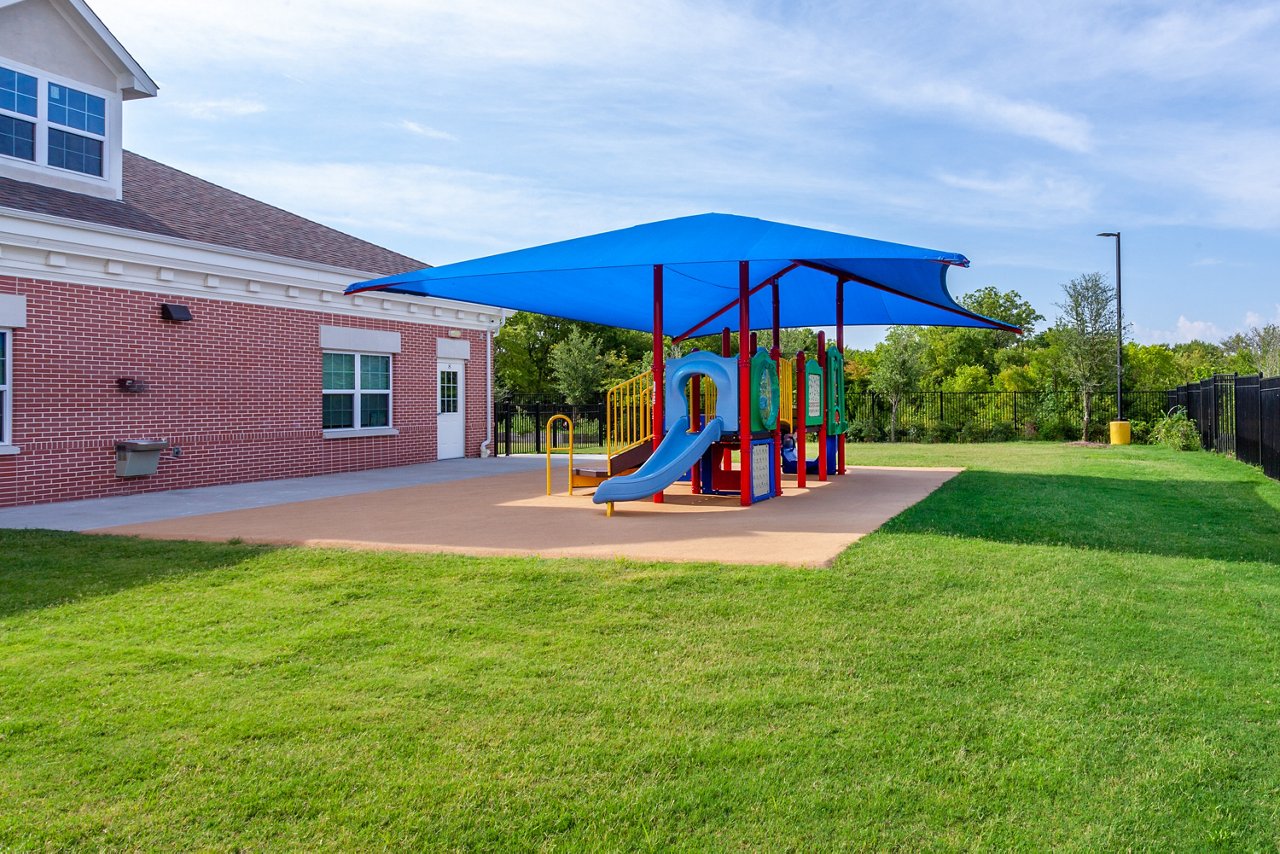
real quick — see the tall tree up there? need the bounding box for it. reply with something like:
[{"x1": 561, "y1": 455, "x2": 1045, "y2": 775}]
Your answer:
[
  {"x1": 1221, "y1": 324, "x2": 1280, "y2": 377},
  {"x1": 1054, "y1": 272, "x2": 1117, "y2": 440},
  {"x1": 869, "y1": 327, "x2": 927, "y2": 441},
  {"x1": 496, "y1": 311, "x2": 649, "y2": 397},
  {"x1": 548, "y1": 327, "x2": 632, "y2": 410}
]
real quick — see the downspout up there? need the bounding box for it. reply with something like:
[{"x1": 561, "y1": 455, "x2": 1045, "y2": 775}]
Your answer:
[{"x1": 479, "y1": 316, "x2": 497, "y2": 458}]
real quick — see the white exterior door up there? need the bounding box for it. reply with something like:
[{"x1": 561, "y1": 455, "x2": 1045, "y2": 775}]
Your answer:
[{"x1": 437, "y1": 359, "x2": 465, "y2": 459}]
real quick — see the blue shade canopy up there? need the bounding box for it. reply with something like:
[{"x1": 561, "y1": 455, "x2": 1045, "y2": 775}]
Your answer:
[{"x1": 346, "y1": 213, "x2": 1019, "y2": 337}]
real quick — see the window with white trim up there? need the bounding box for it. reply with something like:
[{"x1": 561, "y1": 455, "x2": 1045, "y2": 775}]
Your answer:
[
  {"x1": 0, "y1": 329, "x2": 11, "y2": 446},
  {"x1": 322, "y1": 351, "x2": 392, "y2": 430},
  {"x1": 0, "y1": 63, "x2": 108, "y2": 178}
]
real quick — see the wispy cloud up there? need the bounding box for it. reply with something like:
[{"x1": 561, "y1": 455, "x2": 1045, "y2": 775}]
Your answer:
[
  {"x1": 174, "y1": 98, "x2": 266, "y2": 120},
  {"x1": 394, "y1": 120, "x2": 457, "y2": 142}
]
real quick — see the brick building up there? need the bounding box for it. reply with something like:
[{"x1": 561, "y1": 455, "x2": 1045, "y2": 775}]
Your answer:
[{"x1": 0, "y1": 0, "x2": 502, "y2": 507}]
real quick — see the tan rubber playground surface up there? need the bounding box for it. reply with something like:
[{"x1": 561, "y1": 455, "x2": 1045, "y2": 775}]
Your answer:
[{"x1": 93, "y1": 465, "x2": 962, "y2": 567}]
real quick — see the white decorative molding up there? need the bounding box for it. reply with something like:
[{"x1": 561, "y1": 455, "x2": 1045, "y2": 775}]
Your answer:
[
  {"x1": 320, "y1": 325, "x2": 402, "y2": 354},
  {"x1": 0, "y1": 208, "x2": 510, "y2": 331},
  {"x1": 437, "y1": 337, "x2": 472, "y2": 360},
  {"x1": 105, "y1": 259, "x2": 124, "y2": 275},
  {"x1": 286, "y1": 286, "x2": 300, "y2": 298},
  {"x1": 0, "y1": 294, "x2": 28, "y2": 327}
]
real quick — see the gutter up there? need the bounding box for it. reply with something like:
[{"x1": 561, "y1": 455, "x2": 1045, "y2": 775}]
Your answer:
[{"x1": 479, "y1": 321, "x2": 496, "y2": 457}]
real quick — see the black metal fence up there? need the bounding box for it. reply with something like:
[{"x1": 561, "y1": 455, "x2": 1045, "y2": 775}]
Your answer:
[
  {"x1": 494, "y1": 397, "x2": 606, "y2": 455},
  {"x1": 494, "y1": 388, "x2": 1175, "y2": 454},
  {"x1": 1170, "y1": 374, "x2": 1280, "y2": 479},
  {"x1": 845, "y1": 389, "x2": 1170, "y2": 443}
]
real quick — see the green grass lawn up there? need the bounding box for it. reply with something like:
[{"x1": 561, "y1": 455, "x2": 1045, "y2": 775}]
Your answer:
[{"x1": 3, "y1": 443, "x2": 1280, "y2": 849}]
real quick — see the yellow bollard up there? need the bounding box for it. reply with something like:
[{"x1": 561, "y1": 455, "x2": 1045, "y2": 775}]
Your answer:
[{"x1": 1109, "y1": 420, "x2": 1131, "y2": 446}]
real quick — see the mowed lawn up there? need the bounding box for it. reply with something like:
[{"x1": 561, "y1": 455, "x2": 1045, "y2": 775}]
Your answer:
[{"x1": 3, "y1": 444, "x2": 1280, "y2": 849}]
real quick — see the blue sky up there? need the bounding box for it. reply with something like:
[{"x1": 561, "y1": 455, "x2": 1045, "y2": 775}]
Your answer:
[{"x1": 96, "y1": 0, "x2": 1280, "y2": 348}]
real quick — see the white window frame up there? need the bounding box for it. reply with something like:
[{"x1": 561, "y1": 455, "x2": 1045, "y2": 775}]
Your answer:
[
  {"x1": 0, "y1": 57, "x2": 111, "y2": 184},
  {"x1": 322, "y1": 350, "x2": 398, "y2": 439},
  {"x1": 0, "y1": 328, "x2": 15, "y2": 454}
]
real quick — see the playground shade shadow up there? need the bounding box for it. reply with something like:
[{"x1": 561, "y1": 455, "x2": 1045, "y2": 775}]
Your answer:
[
  {"x1": 883, "y1": 470, "x2": 1280, "y2": 566},
  {"x1": 0, "y1": 529, "x2": 270, "y2": 619}
]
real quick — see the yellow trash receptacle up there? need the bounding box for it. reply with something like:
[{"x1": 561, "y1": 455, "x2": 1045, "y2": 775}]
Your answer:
[{"x1": 1109, "y1": 420, "x2": 1131, "y2": 446}]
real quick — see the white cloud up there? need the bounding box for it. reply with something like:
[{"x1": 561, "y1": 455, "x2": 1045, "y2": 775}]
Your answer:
[
  {"x1": 395, "y1": 120, "x2": 456, "y2": 142},
  {"x1": 174, "y1": 98, "x2": 266, "y2": 120}
]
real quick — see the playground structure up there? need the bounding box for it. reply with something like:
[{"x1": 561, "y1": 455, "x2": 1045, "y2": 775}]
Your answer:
[{"x1": 347, "y1": 213, "x2": 1020, "y2": 515}]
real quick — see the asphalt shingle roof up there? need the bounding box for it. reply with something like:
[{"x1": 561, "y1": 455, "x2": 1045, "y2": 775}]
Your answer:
[{"x1": 0, "y1": 151, "x2": 425, "y2": 276}]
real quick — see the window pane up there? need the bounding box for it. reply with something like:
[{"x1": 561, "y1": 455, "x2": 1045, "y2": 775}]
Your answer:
[
  {"x1": 439, "y1": 369, "x2": 458, "y2": 414},
  {"x1": 0, "y1": 115, "x2": 34, "y2": 161},
  {"x1": 48, "y1": 82, "x2": 105, "y2": 134},
  {"x1": 323, "y1": 393, "x2": 354, "y2": 429},
  {"x1": 361, "y1": 354, "x2": 390, "y2": 390},
  {"x1": 360, "y1": 393, "x2": 390, "y2": 428},
  {"x1": 322, "y1": 352, "x2": 355, "y2": 389},
  {"x1": 0, "y1": 66, "x2": 38, "y2": 117},
  {"x1": 48, "y1": 128, "x2": 102, "y2": 176},
  {"x1": 0, "y1": 331, "x2": 6, "y2": 386}
]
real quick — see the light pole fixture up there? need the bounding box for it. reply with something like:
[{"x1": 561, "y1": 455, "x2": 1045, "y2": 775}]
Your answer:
[{"x1": 1097, "y1": 231, "x2": 1122, "y2": 422}]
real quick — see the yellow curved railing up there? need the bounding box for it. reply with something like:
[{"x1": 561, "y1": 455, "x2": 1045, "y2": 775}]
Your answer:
[
  {"x1": 545, "y1": 414, "x2": 574, "y2": 496},
  {"x1": 778, "y1": 356, "x2": 795, "y2": 428},
  {"x1": 605, "y1": 371, "x2": 653, "y2": 469}
]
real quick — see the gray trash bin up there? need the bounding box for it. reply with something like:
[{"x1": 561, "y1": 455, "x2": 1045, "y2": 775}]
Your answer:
[{"x1": 115, "y1": 440, "x2": 169, "y2": 477}]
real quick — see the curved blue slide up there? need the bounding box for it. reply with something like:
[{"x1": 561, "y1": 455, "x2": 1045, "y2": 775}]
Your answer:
[{"x1": 592, "y1": 416, "x2": 724, "y2": 505}]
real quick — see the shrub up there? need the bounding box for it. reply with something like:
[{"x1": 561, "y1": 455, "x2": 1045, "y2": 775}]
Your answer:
[
  {"x1": 988, "y1": 422, "x2": 1018, "y2": 442},
  {"x1": 925, "y1": 422, "x2": 959, "y2": 444},
  {"x1": 957, "y1": 422, "x2": 991, "y2": 443},
  {"x1": 846, "y1": 419, "x2": 883, "y2": 443},
  {"x1": 1128, "y1": 419, "x2": 1152, "y2": 445},
  {"x1": 1150, "y1": 408, "x2": 1201, "y2": 451}
]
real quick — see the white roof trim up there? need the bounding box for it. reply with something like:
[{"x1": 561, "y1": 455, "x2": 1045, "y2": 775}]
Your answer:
[{"x1": 50, "y1": 0, "x2": 158, "y2": 99}]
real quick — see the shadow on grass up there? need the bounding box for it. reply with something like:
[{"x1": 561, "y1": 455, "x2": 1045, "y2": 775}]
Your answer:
[
  {"x1": 0, "y1": 529, "x2": 272, "y2": 619},
  {"x1": 882, "y1": 469, "x2": 1280, "y2": 566}
]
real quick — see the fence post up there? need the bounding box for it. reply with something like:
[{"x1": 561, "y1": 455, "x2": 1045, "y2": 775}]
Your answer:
[
  {"x1": 534, "y1": 402, "x2": 542, "y2": 454},
  {"x1": 505, "y1": 401, "x2": 513, "y2": 455}
]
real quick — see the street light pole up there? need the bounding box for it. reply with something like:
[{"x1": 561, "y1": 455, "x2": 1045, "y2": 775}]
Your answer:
[{"x1": 1097, "y1": 232, "x2": 1122, "y2": 421}]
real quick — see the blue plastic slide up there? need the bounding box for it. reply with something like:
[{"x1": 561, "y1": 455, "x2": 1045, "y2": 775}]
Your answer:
[{"x1": 592, "y1": 416, "x2": 724, "y2": 505}]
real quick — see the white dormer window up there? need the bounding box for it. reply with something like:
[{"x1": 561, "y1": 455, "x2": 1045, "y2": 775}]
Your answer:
[
  {"x1": 0, "y1": 62, "x2": 108, "y2": 179},
  {"x1": 47, "y1": 83, "x2": 105, "y2": 176},
  {"x1": 0, "y1": 66, "x2": 37, "y2": 162}
]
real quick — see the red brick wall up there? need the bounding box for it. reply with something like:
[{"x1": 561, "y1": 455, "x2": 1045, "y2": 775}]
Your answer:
[{"x1": 0, "y1": 275, "x2": 493, "y2": 507}]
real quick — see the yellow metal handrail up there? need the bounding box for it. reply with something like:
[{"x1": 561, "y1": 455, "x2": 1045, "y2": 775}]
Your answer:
[
  {"x1": 605, "y1": 370, "x2": 653, "y2": 470},
  {"x1": 545, "y1": 414, "x2": 574, "y2": 495},
  {"x1": 778, "y1": 356, "x2": 795, "y2": 428}
]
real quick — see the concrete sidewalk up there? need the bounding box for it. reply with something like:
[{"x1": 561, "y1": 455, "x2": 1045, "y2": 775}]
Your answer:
[{"x1": 0, "y1": 455, "x2": 586, "y2": 531}]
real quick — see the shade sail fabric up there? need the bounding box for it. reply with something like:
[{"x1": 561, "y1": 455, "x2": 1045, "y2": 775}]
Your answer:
[{"x1": 346, "y1": 213, "x2": 1018, "y2": 337}]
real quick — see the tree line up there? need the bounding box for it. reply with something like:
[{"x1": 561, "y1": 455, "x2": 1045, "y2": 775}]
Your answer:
[{"x1": 495, "y1": 275, "x2": 1280, "y2": 432}]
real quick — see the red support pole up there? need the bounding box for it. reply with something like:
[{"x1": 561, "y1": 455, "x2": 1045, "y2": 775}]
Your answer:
[
  {"x1": 796, "y1": 349, "x2": 807, "y2": 489},
  {"x1": 738, "y1": 261, "x2": 752, "y2": 507},
  {"x1": 690, "y1": 373, "x2": 702, "y2": 494},
  {"x1": 721, "y1": 327, "x2": 731, "y2": 357},
  {"x1": 652, "y1": 264, "x2": 665, "y2": 504},
  {"x1": 836, "y1": 279, "x2": 846, "y2": 476},
  {"x1": 817, "y1": 330, "x2": 828, "y2": 482},
  {"x1": 772, "y1": 278, "x2": 782, "y2": 497}
]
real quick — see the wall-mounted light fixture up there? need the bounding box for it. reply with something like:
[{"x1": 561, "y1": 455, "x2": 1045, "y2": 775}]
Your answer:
[
  {"x1": 116, "y1": 377, "x2": 148, "y2": 393},
  {"x1": 160, "y1": 303, "x2": 193, "y2": 322}
]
